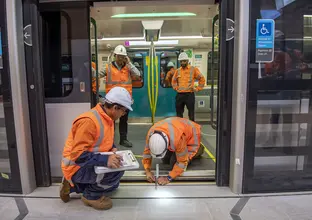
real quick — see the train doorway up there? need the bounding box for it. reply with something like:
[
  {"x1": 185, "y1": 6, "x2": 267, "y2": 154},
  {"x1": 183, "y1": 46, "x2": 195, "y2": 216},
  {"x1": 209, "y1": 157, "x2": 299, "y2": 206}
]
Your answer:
[
  {"x1": 89, "y1": 3, "x2": 219, "y2": 181},
  {"x1": 22, "y1": 0, "x2": 234, "y2": 186}
]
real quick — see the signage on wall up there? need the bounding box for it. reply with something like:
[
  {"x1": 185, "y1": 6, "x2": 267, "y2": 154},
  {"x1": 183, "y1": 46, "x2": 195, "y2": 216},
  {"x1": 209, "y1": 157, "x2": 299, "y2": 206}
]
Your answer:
[
  {"x1": 23, "y1": 24, "x2": 32, "y2": 47},
  {"x1": 256, "y1": 19, "x2": 275, "y2": 63},
  {"x1": 0, "y1": 28, "x2": 3, "y2": 69}
]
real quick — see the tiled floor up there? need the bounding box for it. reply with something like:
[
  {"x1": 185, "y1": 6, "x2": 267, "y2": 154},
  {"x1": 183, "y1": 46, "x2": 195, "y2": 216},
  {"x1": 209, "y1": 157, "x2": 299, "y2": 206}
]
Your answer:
[{"x1": 2, "y1": 185, "x2": 312, "y2": 219}]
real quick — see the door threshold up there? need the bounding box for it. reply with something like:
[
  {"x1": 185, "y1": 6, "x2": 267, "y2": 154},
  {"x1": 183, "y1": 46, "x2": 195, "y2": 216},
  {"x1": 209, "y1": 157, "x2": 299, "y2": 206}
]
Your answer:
[
  {"x1": 51, "y1": 170, "x2": 215, "y2": 184},
  {"x1": 121, "y1": 170, "x2": 215, "y2": 181}
]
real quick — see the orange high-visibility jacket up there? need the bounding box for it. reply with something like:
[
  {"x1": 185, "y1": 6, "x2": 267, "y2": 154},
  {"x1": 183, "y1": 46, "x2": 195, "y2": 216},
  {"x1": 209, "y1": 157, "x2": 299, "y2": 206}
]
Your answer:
[
  {"x1": 142, "y1": 117, "x2": 201, "y2": 179},
  {"x1": 61, "y1": 104, "x2": 114, "y2": 186},
  {"x1": 172, "y1": 65, "x2": 205, "y2": 93},
  {"x1": 165, "y1": 69, "x2": 175, "y2": 86},
  {"x1": 105, "y1": 63, "x2": 132, "y2": 96},
  {"x1": 91, "y1": 62, "x2": 97, "y2": 94}
]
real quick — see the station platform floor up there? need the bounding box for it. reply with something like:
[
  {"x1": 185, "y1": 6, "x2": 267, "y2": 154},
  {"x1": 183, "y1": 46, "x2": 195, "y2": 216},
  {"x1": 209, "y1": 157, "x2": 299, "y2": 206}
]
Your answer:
[{"x1": 1, "y1": 184, "x2": 312, "y2": 220}]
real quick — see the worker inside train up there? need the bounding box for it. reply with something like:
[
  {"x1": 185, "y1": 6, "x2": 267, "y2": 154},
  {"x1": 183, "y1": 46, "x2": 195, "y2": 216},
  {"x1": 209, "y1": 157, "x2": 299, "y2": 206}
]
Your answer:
[
  {"x1": 142, "y1": 117, "x2": 204, "y2": 185},
  {"x1": 102, "y1": 45, "x2": 141, "y2": 148},
  {"x1": 60, "y1": 87, "x2": 133, "y2": 210},
  {"x1": 132, "y1": 62, "x2": 144, "y2": 88},
  {"x1": 91, "y1": 61, "x2": 105, "y2": 106},
  {"x1": 172, "y1": 52, "x2": 206, "y2": 122},
  {"x1": 164, "y1": 61, "x2": 175, "y2": 87}
]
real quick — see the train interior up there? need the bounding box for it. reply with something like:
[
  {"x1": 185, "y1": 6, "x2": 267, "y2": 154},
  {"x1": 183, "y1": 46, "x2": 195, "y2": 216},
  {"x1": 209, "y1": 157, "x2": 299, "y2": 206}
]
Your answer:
[
  {"x1": 88, "y1": 3, "x2": 219, "y2": 181},
  {"x1": 32, "y1": 1, "x2": 222, "y2": 183}
]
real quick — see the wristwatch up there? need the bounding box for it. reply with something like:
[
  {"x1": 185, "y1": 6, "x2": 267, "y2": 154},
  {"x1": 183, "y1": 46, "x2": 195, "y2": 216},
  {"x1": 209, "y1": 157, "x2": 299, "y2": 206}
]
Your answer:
[{"x1": 167, "y1": 175, "x2": 173, "y2": 182}]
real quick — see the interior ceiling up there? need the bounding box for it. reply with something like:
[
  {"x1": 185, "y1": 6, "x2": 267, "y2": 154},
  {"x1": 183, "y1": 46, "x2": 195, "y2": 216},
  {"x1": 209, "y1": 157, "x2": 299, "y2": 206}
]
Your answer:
[{"x1": 90, "y1": 4, "x2": 218, "y2": 50}]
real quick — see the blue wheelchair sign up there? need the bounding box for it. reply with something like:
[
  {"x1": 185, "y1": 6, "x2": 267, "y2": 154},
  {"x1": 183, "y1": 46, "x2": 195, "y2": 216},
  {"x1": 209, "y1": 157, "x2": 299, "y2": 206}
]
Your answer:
[
  {"x1": 256, "y1": 19, "x2": 275, "y2": 62},
  {"x1": 258, "y1": 22, "x2": 272, "y2": 36}
]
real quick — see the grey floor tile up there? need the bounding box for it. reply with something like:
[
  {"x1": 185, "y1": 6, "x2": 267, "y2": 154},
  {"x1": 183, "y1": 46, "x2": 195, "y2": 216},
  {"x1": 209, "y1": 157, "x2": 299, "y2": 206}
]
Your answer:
[
  {"x1": 0, "y1": 198, "x2": 20, "y2": 220},
  {"x1": 24, "y1": 198, "x2": 67, "y2": 218},
  {"x1": 204, "y1": 198, "x2": 239, "y2": 220},
  {"x1": 136, "y1": 198, "x2": 210, "y2": 219}
]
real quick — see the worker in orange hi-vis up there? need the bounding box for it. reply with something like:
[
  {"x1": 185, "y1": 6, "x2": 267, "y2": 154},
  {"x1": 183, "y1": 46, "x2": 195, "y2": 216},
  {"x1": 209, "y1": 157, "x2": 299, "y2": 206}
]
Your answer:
[
  {"x1": 142, "y1": 117, "x2": 204, "y2": 185},
  {"x1": 60, "y1": 87, "x2": 133, "y2": 210},
  {"x1": 172, "y1": 52, "x2": 206, "y2": 122},
  {"x1": 103, "y1": 45, "x2": 141, "y2": 148},
  {"x1": 164, "y1": 61, "x2": 175, "y2": 87}
]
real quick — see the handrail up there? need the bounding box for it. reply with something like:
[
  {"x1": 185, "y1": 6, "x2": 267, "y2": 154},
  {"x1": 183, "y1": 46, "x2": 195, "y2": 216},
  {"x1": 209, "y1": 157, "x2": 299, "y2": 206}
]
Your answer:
[
  {"x1": 210, "y1": 14, "x2": 219, "y2": 130},
  {"x1": 90, "y1": 17, "x2": 99, "y2": 103},
  {"x1": 153, "y1": 46, "x2": 159, "y2": 120},
  {"x1": 147, "y1": 53, "x2": 153, "y2": 123},
  {"x1": 151, "y1": 41, "x2": 155, "y2": 123}
]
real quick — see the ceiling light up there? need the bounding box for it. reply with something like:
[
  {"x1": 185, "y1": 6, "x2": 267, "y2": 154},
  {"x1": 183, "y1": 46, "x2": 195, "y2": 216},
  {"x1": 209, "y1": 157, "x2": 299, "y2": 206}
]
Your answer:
[
  {"x1": 304, "y1": 15, "x2": 312, "y2": 18},
  {"x1": 111, "y1": 12, "x2": 196, "y2": 18},
  {"x1": 100, "y1": 36, "x2": 144, "y2": 41},
  {"x1": 160, "y1": 35, "x2": 211, "y2": 39},
  {"x1": 128, "y1": 40, "x2": 178, "y2": 46},
  {"x1": 129, "y1": 47, "x2": 175, "y2": 50},
  {"x1": 98, "y1": 35, "x2": 211, "y2": 41}
]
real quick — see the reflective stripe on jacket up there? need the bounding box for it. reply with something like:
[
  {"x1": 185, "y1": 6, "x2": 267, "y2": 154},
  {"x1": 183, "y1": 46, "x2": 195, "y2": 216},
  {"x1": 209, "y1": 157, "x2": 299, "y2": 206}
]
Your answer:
[
  {"x1": 105, "y1": 63, "x2": 132, "y2": 96},
  {"x1": 172, "y1": 65, "x2": 205, "y2": 93},
  {"x1": 142, "y1": 117, "x2": 201, "y2": 179},
  {"x1": 61, "y1": 104, "x2": 114, "y2": 185}
]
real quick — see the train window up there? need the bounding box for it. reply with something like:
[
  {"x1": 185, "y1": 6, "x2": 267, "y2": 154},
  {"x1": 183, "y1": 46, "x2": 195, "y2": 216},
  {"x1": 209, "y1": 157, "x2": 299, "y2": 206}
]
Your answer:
[
  {"x1": 41, "y1": 11, "x2": 74, "y2": 98},
  {"x1": 207, "y1": 51, "x2": 219, "y2": 86},
  {"x1": 160, "y1": 52, "x2": 178, "y2": 88},
  {"x1": 129, "y1": 53, "x2": 144, "y2": 88}
]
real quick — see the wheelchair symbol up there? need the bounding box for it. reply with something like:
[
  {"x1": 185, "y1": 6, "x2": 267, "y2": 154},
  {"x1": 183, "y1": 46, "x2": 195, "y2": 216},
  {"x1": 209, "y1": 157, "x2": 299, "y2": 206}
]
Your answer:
[{"x1": 260, "y1": 24, "x2": 269, "y2": 35}]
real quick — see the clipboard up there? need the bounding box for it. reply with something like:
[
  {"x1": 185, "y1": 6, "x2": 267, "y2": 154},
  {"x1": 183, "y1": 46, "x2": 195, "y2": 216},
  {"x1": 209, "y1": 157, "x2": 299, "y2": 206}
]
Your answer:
[{"x1": 94, "y1": 150, "x2": 140, "y2": 174}]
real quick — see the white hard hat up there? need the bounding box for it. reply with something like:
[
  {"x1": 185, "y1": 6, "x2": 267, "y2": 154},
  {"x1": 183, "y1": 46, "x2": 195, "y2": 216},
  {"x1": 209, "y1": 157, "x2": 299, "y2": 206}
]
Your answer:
[
  {"x1": 104, "y1": 86, "x2": 133, "y2": 111},
  {"x1": 149, "y1": 131, "x2": 169, "y2": 158},
  {"x1": 178, "y1": 52, "x2": 189, "y2": 61},
  {"x1": 114, "y1": 45, "x2": 127, "y2": 56},
  {"x1": 167, "y1": 62, "x2": 174, "y2": 68},
  {"x1": 134, "y1": 62, "x2": 140, "y2": 67}
]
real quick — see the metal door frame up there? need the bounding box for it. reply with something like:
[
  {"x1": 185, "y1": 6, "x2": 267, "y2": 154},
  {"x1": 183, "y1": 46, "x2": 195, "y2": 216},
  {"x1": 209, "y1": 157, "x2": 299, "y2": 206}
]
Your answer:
[{"x1": 23, "y1": 0, "x2": 236, "y2": 187}]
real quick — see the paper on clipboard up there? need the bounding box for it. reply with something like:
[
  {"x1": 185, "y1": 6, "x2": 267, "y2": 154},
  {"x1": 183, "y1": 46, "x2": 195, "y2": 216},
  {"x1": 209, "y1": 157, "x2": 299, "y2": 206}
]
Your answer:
[{"x1": 94, "y1": 150, "x2": 140, "y2": 174}]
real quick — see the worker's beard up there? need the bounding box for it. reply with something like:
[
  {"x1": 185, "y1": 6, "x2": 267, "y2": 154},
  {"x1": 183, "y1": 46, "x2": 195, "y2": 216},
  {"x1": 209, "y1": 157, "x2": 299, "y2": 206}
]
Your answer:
[{"x1": 116, "y1": 60, "x2": 125, "y2": 66}]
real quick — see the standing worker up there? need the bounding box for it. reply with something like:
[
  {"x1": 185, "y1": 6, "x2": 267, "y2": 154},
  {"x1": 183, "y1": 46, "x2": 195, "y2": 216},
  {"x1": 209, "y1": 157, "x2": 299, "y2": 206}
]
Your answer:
[
  {"x1": 104, "y1": 45, "x2": 141, "y2": 148},
  {"x1": 172, "y1": 52, "x2": 205, "y2": 121},
  {"x1": 164, "y1": 61, "x2": 175, "y2": 87},
  {"x1": 142, "y1": 117, "x2": 204, "y2": 185},
  {"x1": 60, "y1": 87, "x2": 133, "y2": 210}
]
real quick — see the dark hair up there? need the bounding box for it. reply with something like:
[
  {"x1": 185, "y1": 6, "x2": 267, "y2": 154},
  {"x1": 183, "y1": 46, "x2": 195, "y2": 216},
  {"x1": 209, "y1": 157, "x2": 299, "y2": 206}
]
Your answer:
[{"x1": 103, "y1": 102, "x2": 125, "y2": 109}]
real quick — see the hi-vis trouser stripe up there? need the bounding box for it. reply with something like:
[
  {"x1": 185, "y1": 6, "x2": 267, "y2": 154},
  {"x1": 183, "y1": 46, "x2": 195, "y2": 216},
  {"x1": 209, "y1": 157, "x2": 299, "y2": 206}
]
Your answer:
[
  {"x1": 175, "y1": 67, "x2": 194, "y2": 92},
  {"x1": 107, "y1": 64, "x2": 132, "y2": 85},
  {"x1": 62, "y1": 110, "x2": 105, "y2": 166}
]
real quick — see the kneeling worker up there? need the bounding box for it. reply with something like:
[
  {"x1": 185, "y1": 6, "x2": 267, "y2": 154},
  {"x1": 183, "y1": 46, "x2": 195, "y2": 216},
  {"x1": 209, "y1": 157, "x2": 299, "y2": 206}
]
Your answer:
[
  {"x1": 60, "y1": 86, "x2": 133, "y2": 210},
  {"x1": 142, "y1": 117, "x2": 204, "y2": 185}
]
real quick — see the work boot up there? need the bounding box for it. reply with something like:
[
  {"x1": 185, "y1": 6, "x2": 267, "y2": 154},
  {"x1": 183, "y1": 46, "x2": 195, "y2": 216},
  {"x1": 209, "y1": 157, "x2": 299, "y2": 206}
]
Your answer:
[
  {"x1": 120, "y1": 139, "x2": 133, "y2": 148},
  {"x1": 59, "y1": 177, "x2": 71, "y2": 203},
  {"x1": 193, "y1": 143, "x2": 205, "y2": 159},
  {"x1": 81, "y1": 196, "x2": 113, "y2": 210}
]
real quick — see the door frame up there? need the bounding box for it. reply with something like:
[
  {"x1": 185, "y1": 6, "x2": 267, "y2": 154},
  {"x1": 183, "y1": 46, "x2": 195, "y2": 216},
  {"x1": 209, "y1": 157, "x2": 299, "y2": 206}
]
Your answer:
[
  {"x1": 25, "y1": 0, "x2": 235, "y2": 186},
  {"x1": 215, "y1": 0, "x2": 235, "y2": 186}
]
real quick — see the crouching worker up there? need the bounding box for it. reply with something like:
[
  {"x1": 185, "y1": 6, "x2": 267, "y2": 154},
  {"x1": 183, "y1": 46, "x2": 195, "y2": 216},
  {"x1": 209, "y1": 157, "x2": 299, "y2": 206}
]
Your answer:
[
  {"x1": 59, "y1": 86, "x2": 133, "y2": 210},
  {"x1": 142, "y1": 117, "x2": 204, "y2": 185}
]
